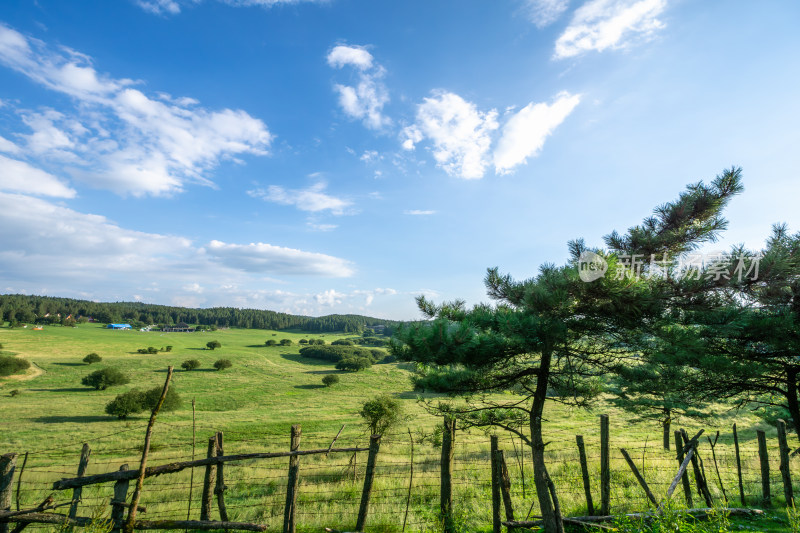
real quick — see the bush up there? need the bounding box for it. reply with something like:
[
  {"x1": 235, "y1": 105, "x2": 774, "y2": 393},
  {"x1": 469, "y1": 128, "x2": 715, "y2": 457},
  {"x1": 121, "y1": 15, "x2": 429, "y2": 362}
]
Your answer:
[
  {"x1": 299, "y1": 345, "x2": 382, "y2": 365},
  {"x1": 9, "y1": 389, "x2": 20, "y2": 397},
  {"x1": 181, "y1": 359, "x2": 201, "y2": 371},
  {"x1": 105, "y1": 389, "x2": 145, "y2": 419},
  {"x1": 298, "y1": 339, "x2": 308, "y2": 344},
  {"x1": 207, "y1": 340, "x2": 221, "y2": 350},
  {"x1": 142, "y1": 386, "x2": 182, "y2": 412},
  {"x1": 322, "y1": 374, "x2": 340, "y2": 387},
  {"x1": 280, "y1": 339, "x2": 292, "y2": 346},
  {"x1": 0, "y1": 355, "x2": 30, "y2": 377},
  {"x1": 214, "y1": 359, "x2": 232, "y2": 371},
  {"x1": 265, "y1": 339, "x2": 277, "y2": 346},
  {"x1": 335, "y1": 355, "x2": 372, "y2": 372},
  {"x1": 360, "y1": 395, "x2": 402, "y2": 435},
  {"x1": 83, "y1": 353, "x2": 102, "y2": 364},
  {"x1": 165, "y1": 346, "x2": 173, "y2": 352},
  {"x1": 81, "y1": 368, "x2": 130, "y2": 390},
  {"x1": 137, "y1": 347, "x2": 159, "y2": 354},
  {"x1": 331, "y1": 339, "x2": 354, "y2": 346}
]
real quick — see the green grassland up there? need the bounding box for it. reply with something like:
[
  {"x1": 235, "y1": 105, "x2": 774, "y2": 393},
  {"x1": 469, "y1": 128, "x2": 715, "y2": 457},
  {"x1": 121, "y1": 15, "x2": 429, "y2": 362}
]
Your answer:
[{"x1": 0, "y1": 323, "x2": 796, "y2": 532}]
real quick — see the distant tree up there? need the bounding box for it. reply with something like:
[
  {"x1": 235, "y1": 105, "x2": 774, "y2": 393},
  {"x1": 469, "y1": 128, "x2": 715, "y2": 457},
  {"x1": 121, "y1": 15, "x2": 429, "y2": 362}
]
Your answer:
[
  {"x1": 335, "y1": 355, "x2": 371, "y2": 372},
  {"x1": 280, "y1": 339, "x2": 293, "y2": 346},
  {"x1": 165, "y1": 346, "x2": 173, "y2": 352},
  {"x1": 142, "y1": 385, "x2": 182, "y2": 412},
  {"x1": 332, "y1": 339, "x2": 354, "y2": 346},
  {"x1": 181, "y1": 359, "x2": 201, "y2": 371},
  {"x1": 0, "y1": 356, "x2": 31, "y2": 377},
  {"x1": 298, "y1": 339, "x2": 308, "y2": 345},
  {"x1": 206, "y1": 340, "x2": 221, "y2": 350},
  {"x1": 148, "y1": 347, "x2": 158, "y2": 354},
  {"x1": 9, "y1": 389, "x2": 20, "y2": 397},
  {"x1": 214, "y1": 359, "x2": 232, "y2": 371},
  {"x1": 83, "y1": 353, "x2": 102, "y2": 364},
  {"x1": 322, "y1": 374, "x2": 340, "y2": 387},
  {"x1": 82, "y1": 368, "x2": 130, "y2": 390},
  {"x1": 360, "y1": 395, "x2": 401, "y2": 435},
  {"x1": 265, "y1": 339, "x2": 277, "y2": 346},
  {"x1": 105, "y1": 389, "x2": 145, "y2": 419}
]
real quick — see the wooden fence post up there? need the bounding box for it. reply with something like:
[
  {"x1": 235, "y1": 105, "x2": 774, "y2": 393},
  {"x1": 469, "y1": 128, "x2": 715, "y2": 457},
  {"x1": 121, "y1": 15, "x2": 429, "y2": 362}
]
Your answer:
[
  {"x1": 68, "y1": 443, "x2": 91, "y2": 520},
  {"x1": 600, "y1": 414, "x2": 610, "y2": 515},
  {"x1": 674, "y1": 430, "x2": 693, "y2": 507},
  {"x1": 0, "y1": 453, "x2": 17, "y2": 533},
  {"x1": 111, "y1": 465, "x2": 130, "y2": 533},
  {"x1": 440, "y1": 416, "x2": 455, "y2": 533},
  {"x1": 575, "y1": 435, "x2": 594, "y2": 515},
  {"x1": 732, "y1": 423, "x2": 745, "y2": 506},
  {"x1": 283, "y1": 425, "x2": 301, "y2": 533},
  {"x1": 663, "y1": 419, "x2": 671, "y2": 451},
  {"x1": 355, "y1": 434, "x2": 381, "y2": 533},
  {"x1": 495, "y1": 450, "x2": 515, "y2": 522},
  {"x1": 680, "y1": 430, "x2": 712, "y2": 507},
  {"x1": 490, "y1": 436, "x2": 501, "y2": 533},
  {"x1": 214, "y1": 432, "x2": 229, "y2": 521},
  {"x1": 777, "y1": 420, "x2": 794, "y2": 507},
  {"x1": 756, "y1": 429, "x2": 771, "y2": 505},
  {"x1": 620, "y1": 448, "x2": 658, "y2": 506},
  {"x1": 200, "y1": 437, "x2": 217, "y2": 521}
]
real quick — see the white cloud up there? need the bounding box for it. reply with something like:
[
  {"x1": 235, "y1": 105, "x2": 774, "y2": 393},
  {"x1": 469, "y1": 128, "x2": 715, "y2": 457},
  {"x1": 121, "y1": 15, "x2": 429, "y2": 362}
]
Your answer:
[
  {"x1": 554, "y1": 0, "x2": 667, "y2": 59},
  {"x1": 137, "y1": 0, "x2": 324, "y2": 15},
  {"x1": 249, "y1": 182, "x2": 352, "y2": 215},
  {"x1": 0, "y1": 135, "x2": 20, "y2": 154},
  {"x1": 0, "y1": 24, "x2": 272, "y2": 196},
  {"x1": 315, "y1": 288, "x2": 345, "y2": 306},
  {"x1": 307, "y1": 222, "x2": 338, "y2": 232},
  {"x1": 206, "y1": 240, "x2": 355, "y2": 277},
  {"x1": 402, "y1": 91, "x2": 498, "y2": 179},
  {"x1": 0, "y1": 155, "x2": 76, "y2": 197},
  {"x1": 524, "y1": 0, "x2": 570, "y2": 27},
  {"x1": 403, "y1": 209, "x2": 436, "y2": 216},
  {"x1": 328, "y1": 44, "x2": 390, "y2": 130},
  {"x1": 493, "y1": 92, "x2": 581, "y2": 174}
]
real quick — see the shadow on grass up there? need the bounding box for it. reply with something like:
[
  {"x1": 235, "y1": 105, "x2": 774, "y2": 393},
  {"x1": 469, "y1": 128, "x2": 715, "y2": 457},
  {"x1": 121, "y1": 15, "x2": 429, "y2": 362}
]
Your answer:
[
  {"x1": 154, "y1": 367, "x2": 217, "y2": 372},
  {"x1": 31, "y1": 415, "x2": 110, "y2": 424},
  {"x1": 304, "y1": 369, "x2": 340, "y2": 375},
  {"x1": 52, "y1": 362, "x2": 87, "y2": 367},
  {"x1": 294, "y1": 384, "x2": 325, "y2": 390},
  {"x1": 28, "y1": 387, "x2": 91, "y2": 393}
]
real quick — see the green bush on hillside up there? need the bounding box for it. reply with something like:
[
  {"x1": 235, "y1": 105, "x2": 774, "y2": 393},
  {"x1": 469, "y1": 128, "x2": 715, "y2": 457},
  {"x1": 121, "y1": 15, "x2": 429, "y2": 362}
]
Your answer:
[
  {"x1": 214, "y1": 359, "x2": 232, "y2": 371},
  {"x1": 322, "y1": 374, "x2": 340, "y2": 387},
  {"x1": 360, "y1": 395, "x2": 402, "y2": 435},
  {"x1": 81, "y1": 367, "x2": 130, "y2": 390},
  {"x1": 207, "y1": 340, "x2": 221, "y2": 350},
  {"x1": 335, "y1": 355, "x2": 372, "y2": 372},
  {"x1": 83, "y1": 353, "x2": 102, "y2": 364},
  {"x1": 298, "y1": 345, "x2": 383, "y2": 365},
  {"x1": 105, "y1": 386, "x2": 182, "y2": 419},
  {"x1": 0, "y1": 355, "x2": 30, "y2": 377},
  {"x1": 280, "y1": 339, "x2": 293, "y2": 346},
  {"x1": 265, "y1": 339, "x2": 277, "y2": 346},
  {"x1": 331, "y1": 339, "x2": 354, "y2": 346},
  {"x1": 181, "y1": 359, "x2": 201, "y2": 371}
]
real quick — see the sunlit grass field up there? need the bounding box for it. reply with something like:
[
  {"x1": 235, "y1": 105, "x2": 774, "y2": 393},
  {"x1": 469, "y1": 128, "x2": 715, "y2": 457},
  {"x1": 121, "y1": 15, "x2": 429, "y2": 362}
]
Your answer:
[{"x1": 1, "y1": 323, "x2": 796, "y2": 531}]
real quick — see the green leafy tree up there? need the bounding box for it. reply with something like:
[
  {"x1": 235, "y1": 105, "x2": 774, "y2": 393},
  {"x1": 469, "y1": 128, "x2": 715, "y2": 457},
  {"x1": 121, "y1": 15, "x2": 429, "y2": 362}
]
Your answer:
[
  {"x1": 280, "y1": 339, "x2": 293, "y2": 346},
  {"x1": 142, "y1": 385, "x2": 182, "y2": 412},
  {"x1": 105, "y1": 389, "x2": 145, "y2": 419},
  {"x1": 335, "y1": 355, "x2": 371, "y2": 372},
  {"x1": 206, "y1": 340, "x2": 221, "y2": 350},
  {"x1": 82, "y1": 368, "x2": 130, "y2": 390},
  {"x1": 214, "y1": 359, "x2": 232, "y2": 371},
  {"x1": 322, "y1": 374, "x2": 340, "y2": 387},
  {"x1": 181, "y1": 359, "x2": 201, "y2": 371},
  {"x1": 265, "y1": 339, "x2": 277, "y2": 346},
  {"x1": 391, "y1": 168, "x2": 743, "y2": 532},
  {"x1": 360, "y1": 395, "x2": 401, "y2": 435},
  {"x1": 299, "y1": 339, "x2": 308, "y2": 344},
  {"x1": 0, "y1": 356, "x2": 30, "y2": 376},
  {"x1": 83, "y1": 353, "x2": 102, "y2": 364}
]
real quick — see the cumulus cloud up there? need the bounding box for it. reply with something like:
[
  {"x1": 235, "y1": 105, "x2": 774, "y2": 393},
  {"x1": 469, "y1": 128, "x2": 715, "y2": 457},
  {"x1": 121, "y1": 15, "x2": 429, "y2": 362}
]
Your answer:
[
  {"x1": 402, "y1": 91, "x2": 498, "y2": 179},
  {"x1": 327, "y1": 44, "x2": 391, "y2": 130},
  {"x1": 0, "y1": 24, "x2": 272, "y2": 196},
  {"x1": 206, "y1": 240, "x2": 355, "y2": 277},
  {"x1": 0, "y1": 155, "x2": 76, "y2": 197},
  {"x1": 0, "y1": 135, "x2": 21, "y2": 154},
  {"x1": 554, "y1": 0, "x2": 667, "y2": 59},
  {"x1": 524, "y1": 0, "x2": 570, "y2": 27},
  {"x1": 249, "y1": 182, "x2": 352, "y2": 215},
  {"x1": 493, "y1": 92, "x2": 581, "y2": 174}
]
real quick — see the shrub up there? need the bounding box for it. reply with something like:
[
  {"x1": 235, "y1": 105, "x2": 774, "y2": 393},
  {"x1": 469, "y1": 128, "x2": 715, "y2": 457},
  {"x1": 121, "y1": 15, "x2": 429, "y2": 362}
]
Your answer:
[
  {"x1": 379, "y1": 354, "x2": 398, "y2": 364},
  {"x1": 81, "y1": 368, "x2": 130, "y2": 390},
  {"x1": 142, "y1": 386, "x2": 182, "y2": 412},
  {"x1": 165, "y1": 346, "x2": 173, "y2": 352},
  {"x1": 206, "y1": 340, "x2": 221, "y2": 350},
  {"x1": 299, "y1": 345, "x2": 382, "y2": 365},
  {"x1": 335, "y1": 355, "x2": 372, "y2": 372},
  {"x1": 0, "y1": 356, "x2": 30, "y2": 377},
  {"x1": 265, "y1": 339, "x2": 277, "y2": 346},
  {"x1": 298, "y1": 339, "x2": 308, "y2": 344},
  {"x1": 147, "y1": 346, "x2": 158, "y2": 354},
  {"x1": 9, "y1": 389, "x2": 20, "y2": 397},
  {"x1": 105, "y1": 389, "x2": 145, "y2": 419},
  {"x1": 181, "y1": 359, "x2": 201, "y2": 371},
  {"x1": 280, "y1": 339, "x2": 293, "y2": 346},
  {"x1": 331, "y1": 339, "x2": 354, "y2": 346},
  {"x1": 322, "y1": 374, "x2": 340, "y2": 387},
  {"x1": 360, "y1": 395, "x2": 402, "y2": 435},
  {"x1": 214, "y1": 359, "x2": 232, "y2": 371},
  {"x1": 83, "y1": 353, "x2": 102, "y2": 364}
]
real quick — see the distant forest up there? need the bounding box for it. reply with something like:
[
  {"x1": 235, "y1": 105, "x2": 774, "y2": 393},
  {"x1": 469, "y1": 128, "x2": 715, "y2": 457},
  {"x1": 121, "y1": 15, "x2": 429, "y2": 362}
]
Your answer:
[{"x1": 0, "y1": 294, "x2": 403, "y2": 333}]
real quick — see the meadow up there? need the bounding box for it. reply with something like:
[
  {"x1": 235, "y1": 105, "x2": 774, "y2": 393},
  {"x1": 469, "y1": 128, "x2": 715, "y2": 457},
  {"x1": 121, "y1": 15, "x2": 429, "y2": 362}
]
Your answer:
[{"x1": 1, "y1": 323, "x2": 796, "y2": 532}]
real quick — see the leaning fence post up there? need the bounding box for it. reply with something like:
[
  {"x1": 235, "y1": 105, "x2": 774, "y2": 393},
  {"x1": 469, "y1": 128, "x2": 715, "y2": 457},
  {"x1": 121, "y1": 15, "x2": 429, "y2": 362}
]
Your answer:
[
  {"x1": 756, "y1": 429, "x2": 771, "y2": 505},
  {"x1": 620, "y1": 448, "x2": 658, "y2": 506},
  {"x1": 575, "y1": 435, "x2": 595, "y2": 515},
  {"x1": 440, "y1": 416, "x2": 455, "y2": 533},
  {"x1": 674, "y1": 430, "x2": 693, "y2": 507},
  {"x1": 0, "y1": 453, "x2": 17, "y2": 533},
  {"x1": 68, "y1": 443, "x2": 91, "y2": 520},
  {"x1": 495, "y1": 449, "x2": 515, "y2": 522},
  {"x1": 200, "y1": 437, "x2": 217, "y2": 521},
  {"x1": 680, "y1": 429, "x2": 712, "y2": 507},
  {"x1": 283, "y1": 425, "x2": 301, "y2": 533},
  {"x1": 732, "y1": 423, "x2": 745, "y2": 507},
  {"x1": 600, "y1": 414, "x2": 610, "y2": 515},
  {"x1": 490, "y1": 436, "x2": 501, "y2": 533},
  {"x1": 777, "y1": 420, "x2": 794, "y2": 507},
  {"x1": 111, "y1": 465, "x2": 130, "y2": 533},
  {"x1": 214, "y1": 432, "x2": 229, "y2": 521},
  {"x1": 355, "y1": 434, "x2": 381, "y2": 532}
]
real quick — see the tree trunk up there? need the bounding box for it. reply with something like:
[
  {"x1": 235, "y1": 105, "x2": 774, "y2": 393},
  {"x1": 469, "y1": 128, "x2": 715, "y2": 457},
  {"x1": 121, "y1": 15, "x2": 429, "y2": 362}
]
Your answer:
[
  {"x1": 662, "y1": 409, "x2": 671, "y2": 451},
  {"x1": 786, "y1": 368, "x2": 800, "y2": 443},
  {"x1": 528, "y1": 349, "x2": 563, "y2": 533}
]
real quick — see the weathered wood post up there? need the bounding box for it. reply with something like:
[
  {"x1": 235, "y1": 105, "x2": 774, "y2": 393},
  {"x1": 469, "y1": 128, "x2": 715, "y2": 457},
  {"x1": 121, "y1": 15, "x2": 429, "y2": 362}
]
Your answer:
[
  {"x1": 756, "y1": 429, "x2": 771, "y2": 505},
  {"x1": 214, "y1": 432, "x2": 229, "y2": 521},
  {"x1": 600, "y1": 414, "x2": 610, "y2": 515},
  {"x1": 680, "y1": 430, "x2": 712, "y2": 507},
  {"x1": 200, "y1": 437, "x2": 217, "y2": 521},
  {"x1": 495, "y1": 450, "x2": 515, "y2": 523},
  {"x1": 620, "y1": 448, "x2": 658, "y2": 506},
  {"x1": 0, "y1": 453, "x2": 17, "y2": 533},
  {"x1": 110, "y1": 465, "x2": 130, "y2": 533},
  {"x1": 674, "y1": 430, "x2": 693, "y2": 506},
  {"x1": 283, "y1": 425, "x2": 301, "y2": 533},
  {"x1": 575, "y1": 435, "x2": 594, "y2": 515},
  {"x1": 777, "y1": 420, "x2": 794, "y2": 507},
  {"x1": 355, "y1": 434, "x2": 381, "y2": 533},
  {"x1": 14, "y1": 452, "x2": 28, "y2": 512},
  {"x1": 732, "y1": 423, "x2": 745, "y2": 506},
  {"x1": 663, "y1": 418, "x2": 671, "y2": 451},
  {"x1": 440, "y1": 416, "x2": 455, "y2": 533},
  {"x1": 490, "y1": 436, "x2": 501, "y2": 533},
  {"x1": 68, "y1": 443, "x2": 91, "y2": 520}
]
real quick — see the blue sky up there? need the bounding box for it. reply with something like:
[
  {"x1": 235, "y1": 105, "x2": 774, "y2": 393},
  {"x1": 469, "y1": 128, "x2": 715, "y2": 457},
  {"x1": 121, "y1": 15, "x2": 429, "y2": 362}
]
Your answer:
[{"x1": 0, "y1": 0, "x2": 798, "y2": 320}]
